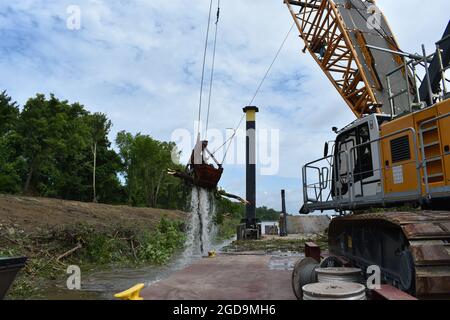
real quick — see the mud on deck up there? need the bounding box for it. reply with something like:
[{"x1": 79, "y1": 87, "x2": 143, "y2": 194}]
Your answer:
[{"x1": 142, "y1": 253, "x2": 300, "y2": 300}]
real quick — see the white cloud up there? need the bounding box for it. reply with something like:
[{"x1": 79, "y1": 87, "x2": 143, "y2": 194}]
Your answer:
[{"x1": 0, "y1": 0, "x2": 448, "y2": 213}]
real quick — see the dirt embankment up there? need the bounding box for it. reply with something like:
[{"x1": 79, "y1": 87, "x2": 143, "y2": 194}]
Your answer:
[
  {"x1": 0, "y1": 194, "x2": 186, "y2": 233},
  {"x1": 0, "y1": 194, "x2": 188, "y2": 299}
]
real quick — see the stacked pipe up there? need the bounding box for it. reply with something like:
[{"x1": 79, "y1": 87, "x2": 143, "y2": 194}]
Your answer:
[{"x1": 301, "y1": 267, "x2": 367, "y2": 300}]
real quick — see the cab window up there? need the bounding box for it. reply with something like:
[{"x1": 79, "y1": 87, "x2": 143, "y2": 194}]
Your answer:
[{"x1": 336, "y1": 123, "x2": 374, "y2": 182}]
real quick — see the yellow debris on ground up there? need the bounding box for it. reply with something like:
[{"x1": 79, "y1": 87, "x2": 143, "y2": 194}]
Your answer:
[
  {"x1": 208, "y1": 250, "x2": 216, "y2": 258},
  {"x1": 114, "y1": 283, "x2": 145, "y2": 300}
]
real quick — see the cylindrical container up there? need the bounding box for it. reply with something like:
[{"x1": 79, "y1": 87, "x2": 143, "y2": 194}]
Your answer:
[
  {"x1": 302, "y1": 282, "x2": 367, "y2": 300},
  {"x1": 292, "y1": 257, "x2": 319, "y2": 300},
  {"x1": 316, "y1": 267, "x2": 363, "y2": 284}
]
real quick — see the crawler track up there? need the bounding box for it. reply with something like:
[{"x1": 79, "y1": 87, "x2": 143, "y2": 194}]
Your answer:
[{"x1": 328, "y1": 211, "x2": 450, "y2": 299}]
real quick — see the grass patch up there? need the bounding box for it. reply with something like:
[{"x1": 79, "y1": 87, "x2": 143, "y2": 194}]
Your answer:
[
  {"x1": 215, "y1": 216, "x2": 240, "y2": 241},
  {"x1": 222, "y1": 234, "x2": 328, "y2": 253}
]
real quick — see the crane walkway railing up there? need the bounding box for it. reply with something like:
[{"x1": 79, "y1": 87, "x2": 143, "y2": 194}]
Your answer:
[
  {"x1": 302, "y1": 127, "x2": 422, "y2": 213},
  {"x1": 380, "y1": 43, "x2": 449, "y2": 119},
  {"x1": 302, "y1": 108, "x2": 450, "y2": 214}
]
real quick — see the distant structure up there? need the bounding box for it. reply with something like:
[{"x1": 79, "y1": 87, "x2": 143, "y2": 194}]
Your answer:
[
  {"x1": 279, "y1": 190, "x2": 288, "y2": 237},
  {"x1": 260, "y1": 221, "x2": 279, "y2": 236},
  {"x1": 286, "y1": 215, "x2": 330, "y2": 235}
]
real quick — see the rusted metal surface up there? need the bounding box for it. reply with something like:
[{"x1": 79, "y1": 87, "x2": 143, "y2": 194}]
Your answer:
[
  {"x1": 305, "y1": 242, "x2": 321, "y2": 263},
  {"x1": 169, "y1": 165, "x2": 223, "y2": 190},
  {"x1": 416, "y1": 266, "x2": 450, "y2": 297},
  {"x1": 440, "y1": 221, "x2": 450, "y2": 232},
  {"x1": 168, "y1": 139, "x2": 224, "y2": 190},
  {"x1": 141, "y1": 254, "x2": 296, "y2": 300},
  {"x1": 403, "y1": 223, "x2": 449, "y2": 239},
  {"x1": 371, "y1": 285, "x2": 418, "y2": 300},
  {"x1": 410, "y1": 244, "x2": 450, "y2": 266},
  {"x1": 334, "y1": 211, "x2": 450, "y2": 299},
  {"x1": 192, "y1": 164, "x2": 223, "y2": 189}
]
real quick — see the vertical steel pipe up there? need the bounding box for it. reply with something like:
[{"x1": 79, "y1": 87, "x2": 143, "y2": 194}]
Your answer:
[{"x1": 243, "y1": 106, "x2": 259, "y2": 228}]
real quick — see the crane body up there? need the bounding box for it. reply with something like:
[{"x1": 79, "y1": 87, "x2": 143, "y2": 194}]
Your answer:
[{"x1": 285, "y1": 0, "x2": 450, "y2": 298}]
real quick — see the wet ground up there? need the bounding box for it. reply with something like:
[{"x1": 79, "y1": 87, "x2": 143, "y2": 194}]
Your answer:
[
  {"x1": 141, "y1": 252, "x2": 302, "y2": 300},
  {"x1": 139, "y1": 235, "x2": 310, "y2": 300},
  {"x1": 36, "y1": 239, "x2": 234, "y2": 300},
  {"x1": 35, "y1": 235, "x2": 311, "y2": 300}
]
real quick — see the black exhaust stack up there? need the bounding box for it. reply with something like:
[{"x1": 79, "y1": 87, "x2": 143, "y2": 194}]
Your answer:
[
  {"x1": 280, "y1": 190, "x2": 288, "y2": 237},
  {"x1": 237, "y1": 106, "x2": 261, "y2": 240}
]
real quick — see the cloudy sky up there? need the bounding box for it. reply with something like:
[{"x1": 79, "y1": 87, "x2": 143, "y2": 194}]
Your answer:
[{"x1": 1, "y1": 0, "x2": 449, "y2": 214}]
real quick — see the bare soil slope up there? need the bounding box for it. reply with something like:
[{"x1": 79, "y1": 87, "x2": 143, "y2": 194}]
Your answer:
[{"x1": 0, "y1": 194, "x2": 186, "y2": 233}]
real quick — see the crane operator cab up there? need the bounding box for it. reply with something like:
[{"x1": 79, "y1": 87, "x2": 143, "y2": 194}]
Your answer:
[
  {"x1": 301, "y1": 97, "x2": 450, "y2": 214},
  {"x1": 331, "y1": 114, "x2": 390, "y2": 203}
]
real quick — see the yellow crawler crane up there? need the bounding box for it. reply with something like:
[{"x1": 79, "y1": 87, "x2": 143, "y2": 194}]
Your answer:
[{"x1": 285, "y1": 0, "x2": 450, "y2": 298}]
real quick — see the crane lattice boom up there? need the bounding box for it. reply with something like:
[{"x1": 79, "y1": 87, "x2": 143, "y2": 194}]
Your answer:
[{"x1": 285, "y1": 0, "x2": 414, "y2": 118}]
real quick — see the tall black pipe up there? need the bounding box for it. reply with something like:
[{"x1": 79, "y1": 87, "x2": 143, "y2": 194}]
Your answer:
[
  {"x1": 243, "y1": 106, "x2": 259, "y2": 228},
  {"x1": 280, "y1": 189, "x2": 288, "y2": 237}
]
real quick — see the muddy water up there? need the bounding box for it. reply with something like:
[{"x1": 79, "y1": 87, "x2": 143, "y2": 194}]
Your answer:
[{"x1": 35, "y1": 238, "x2": 234, "y2": 300}]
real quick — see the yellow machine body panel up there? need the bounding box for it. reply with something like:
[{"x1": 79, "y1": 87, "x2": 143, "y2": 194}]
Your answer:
[
  {"x1": 438, "y1": 101, "x2": 450, "y2": 186},
  {"x1": 381, "y1": 99, "x2": 450, "y2": 198},
  {"x1": 380, "y1": 114, "x2": 419, "y2": 195}
]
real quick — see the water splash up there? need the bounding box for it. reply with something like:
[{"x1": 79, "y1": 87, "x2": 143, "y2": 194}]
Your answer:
[{"x1": 183, "y1": 187, "x2": 216, "y2": 258}]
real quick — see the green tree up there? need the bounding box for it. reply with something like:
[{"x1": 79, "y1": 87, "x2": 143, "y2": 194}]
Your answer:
[
  {"x1": 87, "y1": 113, "x2": 112, "y2": 202},
  {"x1": 130, "y1": 134, "x2": 166, "y2": 207},
  {"x1": 256, "y1": 206, "x2": 280, "y2": 221},
  {"x1": 154, "y1": 144, "x2": 189, "y2": 210},
  {"x1": 18, "y1": 94, "x2": 89, "y2": 196},
  {"x1": 0, "y1": 90, "x2": 19, "y2": 135},
  {"x1": 0, "y1": 91, "x2": 186, "y2": 208},
  {"x1": 116, "y1": 131, "x2": 187, "y2": 209},
  {"x1": 0, "y1": 91, "x2": 24, "y2": 193},
  {"x1": 116, "y1": 131, "x2": 135, "y2": 204},
  {"x1": 16, "y1": 94, "x2": 122, "y2": 203},
  {"x1": 87, "y1": 117, "x2": 123, "y2": 204}
]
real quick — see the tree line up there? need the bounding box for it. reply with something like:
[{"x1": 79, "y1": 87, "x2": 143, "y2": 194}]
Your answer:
[
  {"x1": 0, "y1": 91, "x2": 281, "y2": 218},
  {"x1": 0, "y1": 91, "x2": 188, "y2": 209}
]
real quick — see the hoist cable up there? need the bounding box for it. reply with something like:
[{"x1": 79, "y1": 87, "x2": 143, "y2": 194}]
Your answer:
[
  {"x1": 218, "y1": 23, "x2": 295, "y2": 163},
  {"x1": 249, "y1": 22, "x2": 295, "y2": 106},
  {"x1": 204, "y1": 0, "x2": 221, "y2": 140},
  {"x1": 220, "y1": 114, "x2": 245, "y2": 164},
  {"x1": 197, "y1": 0, "x2": 214, "y2": 137}
]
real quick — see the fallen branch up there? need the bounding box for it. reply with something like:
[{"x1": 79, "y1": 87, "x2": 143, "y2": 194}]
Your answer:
[
  {"x1": 0, "y1": 233, "x2": 22, "y2": 245},
  {"x1": 56, "y1": 243, "x2": 82, "y2": 262},
  {"x1": 0, "y1": 234, "x2": 50, "y2": 257}
]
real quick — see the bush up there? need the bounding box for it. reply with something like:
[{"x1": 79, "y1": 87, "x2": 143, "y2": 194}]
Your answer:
[
  {"x1": 137, "y1": 218, "x2": 185, "y2": 264},
  {"x1": 50, "y1": 218, "x2": 185, "y2": 265}
]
